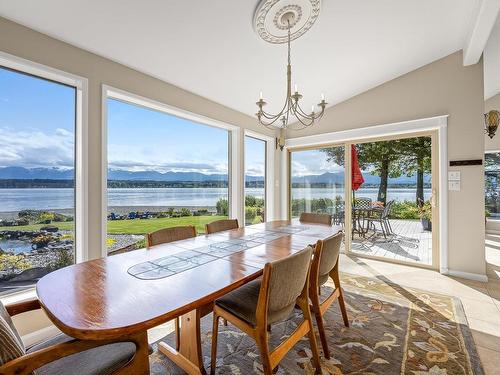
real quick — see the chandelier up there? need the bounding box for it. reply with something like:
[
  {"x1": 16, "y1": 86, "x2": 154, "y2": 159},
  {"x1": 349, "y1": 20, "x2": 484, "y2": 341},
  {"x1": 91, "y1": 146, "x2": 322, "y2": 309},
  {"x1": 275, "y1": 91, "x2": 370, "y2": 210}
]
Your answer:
[{"x1": 255, "y1": 11, "x2": 326, "y2": 131}]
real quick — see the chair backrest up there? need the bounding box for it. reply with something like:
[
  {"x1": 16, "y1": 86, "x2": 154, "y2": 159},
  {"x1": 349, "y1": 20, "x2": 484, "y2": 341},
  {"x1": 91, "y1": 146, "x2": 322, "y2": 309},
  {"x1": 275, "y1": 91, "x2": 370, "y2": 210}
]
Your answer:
[
  {"x1": 382, "y1": 200, "x2": 394, "y2": 219},
  {"x1": 0, "y1": 302, "x2": 25, "y2": 365},
  {"x1": 147, "y1": 225, "x2": 196, "y2": 247},
  {"x1": 355, "y1": 197, "x2": 372, "y2": 209},
  {"x1": 258, "y1": 246, "x2": 313, "y2": 324},
  {"x1": 205, "y1": 219, "x2": 239, "y2": 234},
  {"x1": 299, "y1": 212, "x2": 332, "y2": 226},
  {"x1": 312, "y1": 232, "x2": 343, "y2": 287}
]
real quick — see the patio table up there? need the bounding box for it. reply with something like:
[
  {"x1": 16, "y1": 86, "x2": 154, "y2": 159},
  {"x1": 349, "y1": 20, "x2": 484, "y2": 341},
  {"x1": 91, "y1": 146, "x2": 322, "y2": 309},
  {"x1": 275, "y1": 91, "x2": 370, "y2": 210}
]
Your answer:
[{"x1": 36, "y1": 220, "x2": 342, "y2": 375}]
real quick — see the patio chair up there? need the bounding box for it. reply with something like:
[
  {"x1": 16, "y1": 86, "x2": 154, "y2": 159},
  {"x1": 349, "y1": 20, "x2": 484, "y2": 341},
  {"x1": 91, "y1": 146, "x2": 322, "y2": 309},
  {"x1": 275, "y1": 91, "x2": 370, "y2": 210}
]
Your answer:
[
  {"x1": 210, "y1": 246, "x2": 321, "y2": 375},
  {"x1": 0, "y1": 298, "x2": 149, "y2": 375},
  {"x1": 365, "y1": 200, "x2": 395, "y2": 239}
]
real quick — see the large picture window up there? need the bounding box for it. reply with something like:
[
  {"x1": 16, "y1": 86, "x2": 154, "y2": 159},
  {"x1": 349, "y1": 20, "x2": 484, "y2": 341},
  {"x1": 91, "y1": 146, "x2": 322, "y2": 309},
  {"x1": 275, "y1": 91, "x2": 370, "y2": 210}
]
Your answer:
[
  {"x1": 485, "y1": 152, "x2": 500, "y2": 220},
  {"x1": 106, "y1": 98, "x2": 229, "y2": 253},
  {"x1": 0, "y1": 66, "x2": 76, "y2": 295},
  {"x1": 244, "y1": 135, "x2": 266, "y2": 226}
]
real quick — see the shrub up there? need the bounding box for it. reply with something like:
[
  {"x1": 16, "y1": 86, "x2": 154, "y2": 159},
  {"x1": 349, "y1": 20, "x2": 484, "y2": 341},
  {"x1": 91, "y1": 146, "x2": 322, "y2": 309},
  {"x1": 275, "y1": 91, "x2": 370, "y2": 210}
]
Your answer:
[
  {"x1": 39, "y1": 212, "x2": 55, "y2": 224},
  {"x1": 245, "y1": 206, "x2": 258, "y2": 223},
  {"x1": 180, "y1": 208, "x2": 192, "y2": 217},
  {"x1": 389, "y1": 201, "x2": 419, "y2": 219},
  {"x1": 245, "y1": 195, "x2": 264, "y2": 208},
  {"x1": 216, "y1": 198, "x2": 229, "y2": 216},
  {"x1": 0, "y1": 254, "x2": 31, "y2": 277},
  {"x1": 49, "y1": 250, "x2": 74, "y2": 271}
]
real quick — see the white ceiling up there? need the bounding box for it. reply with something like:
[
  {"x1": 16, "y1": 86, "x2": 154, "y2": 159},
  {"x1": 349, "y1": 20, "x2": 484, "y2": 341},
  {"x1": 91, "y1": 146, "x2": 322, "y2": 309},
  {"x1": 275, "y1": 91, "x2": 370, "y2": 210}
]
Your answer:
[
  {"x1": 485, "y1": 15, "x2": 500, "y2": 99},
  {"x1": 0, "y1": 0, "x2": 491, "y2": 115}
]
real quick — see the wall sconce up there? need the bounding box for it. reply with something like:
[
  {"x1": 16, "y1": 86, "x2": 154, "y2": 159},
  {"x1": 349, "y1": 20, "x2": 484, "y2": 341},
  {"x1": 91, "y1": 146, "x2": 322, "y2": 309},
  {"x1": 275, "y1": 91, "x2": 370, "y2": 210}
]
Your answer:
[
  {"x1": 276, "y1": 128, "x2": 285, "y2": 151},
  {"x1": 485, "y1": 110, "x2": 500, "y2": 139}
]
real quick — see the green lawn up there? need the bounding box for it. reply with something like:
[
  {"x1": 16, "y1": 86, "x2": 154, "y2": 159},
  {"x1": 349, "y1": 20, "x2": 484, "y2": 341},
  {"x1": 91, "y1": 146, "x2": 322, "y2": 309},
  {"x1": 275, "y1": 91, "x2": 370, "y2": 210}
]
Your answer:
[{"x1": 0, "y1": 215, "x2": 228, "y2": 235}]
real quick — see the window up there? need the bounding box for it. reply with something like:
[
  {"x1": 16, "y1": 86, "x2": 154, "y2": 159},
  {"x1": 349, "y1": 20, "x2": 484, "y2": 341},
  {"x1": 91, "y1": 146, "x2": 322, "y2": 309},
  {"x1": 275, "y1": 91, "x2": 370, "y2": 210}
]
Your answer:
[
  {"x1": 0, "y1": 66, "x2": 76, "y2": 295},
  {"x1": 485, "y1": 152, "x2": 500, "y2": 220},
  {"x1": 244, "y1": 136, "x2": 266, "y2": 226},
  {"x1": 106, "y1": 98, "x2": 230, "y2": 253},
  {"x1": 290, "y1": 146, "x2": 345, "y2": 220}
]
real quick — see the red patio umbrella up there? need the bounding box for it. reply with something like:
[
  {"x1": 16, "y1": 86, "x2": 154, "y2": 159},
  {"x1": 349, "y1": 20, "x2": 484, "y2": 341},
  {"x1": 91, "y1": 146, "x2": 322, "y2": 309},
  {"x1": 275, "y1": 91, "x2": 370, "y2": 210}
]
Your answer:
[{"x1": 351, "y1": 144, "x2": 364, "y2": 191}]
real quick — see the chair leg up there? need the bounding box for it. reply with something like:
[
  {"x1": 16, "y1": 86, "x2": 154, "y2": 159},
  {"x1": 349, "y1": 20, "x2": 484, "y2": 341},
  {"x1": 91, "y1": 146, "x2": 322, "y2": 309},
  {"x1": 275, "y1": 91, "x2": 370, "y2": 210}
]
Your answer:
[
  {"x1": 332, "y1": 268, "x2": 349, "y2": 327},
  {"x1": 211, "y1": 313, "x2": 220, "y2": 375},
  {"x1": 175, "y1": 317, "x2": 180, "y2": 351},
  {"x1": 223, "y1": 318, "x2": 228, "y2": 326},
  {"x1": 314, "y1": 308, "x2": 330, "y2": 359},
  {"x1": 300, "y1": 303, "x2": 322, "y2": 374},
  {"x1": 256, "y1": 332, "x2": 273, "y2": 375}
]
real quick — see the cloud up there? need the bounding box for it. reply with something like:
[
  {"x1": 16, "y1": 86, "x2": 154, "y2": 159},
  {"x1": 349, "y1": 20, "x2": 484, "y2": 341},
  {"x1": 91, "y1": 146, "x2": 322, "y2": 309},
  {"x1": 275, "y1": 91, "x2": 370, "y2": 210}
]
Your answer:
[
  {"x1": 291, "y1": 151, "x2": 343, "y2": 177},
  {"x1": 108, "y1": 159, "x2": 227, "y2": 174},
  {"x1": 0, "y1": 127, "x2": 74, "y2": 168},
  {"x1": 246, "y1": 166, "x2": 265, "y2": 176}
]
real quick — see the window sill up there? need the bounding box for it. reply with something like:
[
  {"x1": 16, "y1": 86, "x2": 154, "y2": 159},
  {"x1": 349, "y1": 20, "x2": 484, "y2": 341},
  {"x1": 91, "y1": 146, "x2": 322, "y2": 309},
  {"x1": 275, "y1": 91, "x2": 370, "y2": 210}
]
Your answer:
[{"x1": 0, "y1": 287, "x2": 37, "y2": 306}]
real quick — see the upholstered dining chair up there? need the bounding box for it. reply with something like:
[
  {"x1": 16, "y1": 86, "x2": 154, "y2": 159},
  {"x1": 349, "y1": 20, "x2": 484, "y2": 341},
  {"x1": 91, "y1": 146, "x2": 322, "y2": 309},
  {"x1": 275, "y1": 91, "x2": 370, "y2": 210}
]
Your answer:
[
  {"x1": 146, "y1": 225, "x2": 197, "y2": 351},
  {"x1": 205, "y1": 219, "x2": 239, "y2": 234},
  {"x1": 0, "y1": 298, "x2": 149, "y2": 375},
  {"x1": 147, "y1": 225, "x2": 197, "y2": 247},
  {"x1": 299, "y1": 212, "x2": 332, "y2": 226},
  {"x1": 210, "y1": 246, "x2": 321, "y2": 375},
  {"x1": 309, "y1": 231, "x2": 349, "y2": 359}
]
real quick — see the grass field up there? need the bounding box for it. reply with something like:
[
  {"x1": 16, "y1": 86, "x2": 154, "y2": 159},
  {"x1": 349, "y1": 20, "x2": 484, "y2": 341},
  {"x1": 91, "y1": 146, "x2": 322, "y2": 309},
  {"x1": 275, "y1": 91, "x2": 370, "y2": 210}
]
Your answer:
[{"x1": 0, "y1": 215, "x2": 228, "y2": 235}]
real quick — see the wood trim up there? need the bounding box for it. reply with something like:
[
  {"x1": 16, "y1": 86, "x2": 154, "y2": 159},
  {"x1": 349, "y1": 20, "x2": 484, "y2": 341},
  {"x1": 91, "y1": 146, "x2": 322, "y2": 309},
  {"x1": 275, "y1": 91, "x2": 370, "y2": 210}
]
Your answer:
[{"x1": 5, "y1": 298, "x2": 41, "y2": 316}]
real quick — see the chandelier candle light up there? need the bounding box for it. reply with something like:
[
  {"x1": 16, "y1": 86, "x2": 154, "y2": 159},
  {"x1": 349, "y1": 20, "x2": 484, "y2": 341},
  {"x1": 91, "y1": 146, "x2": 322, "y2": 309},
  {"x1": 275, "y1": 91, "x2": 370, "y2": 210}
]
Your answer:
[{"x1": 256, "y1": 12, "x2": 326, "y2": 132}]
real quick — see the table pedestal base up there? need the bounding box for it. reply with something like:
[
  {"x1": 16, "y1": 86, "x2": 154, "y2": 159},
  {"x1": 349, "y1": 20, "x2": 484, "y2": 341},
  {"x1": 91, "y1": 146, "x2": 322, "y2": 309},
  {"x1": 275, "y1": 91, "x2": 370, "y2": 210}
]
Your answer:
[{"x1": 159, "y1": 308, "x2": 207, "y2": 375}]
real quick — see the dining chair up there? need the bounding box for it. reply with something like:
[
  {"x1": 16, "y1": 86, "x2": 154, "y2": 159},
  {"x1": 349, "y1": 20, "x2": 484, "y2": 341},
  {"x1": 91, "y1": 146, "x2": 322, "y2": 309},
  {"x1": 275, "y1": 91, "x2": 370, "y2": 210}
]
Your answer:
[
  {"x1": 205, "y1": 219, "x2": 239, "y2": 234},
  {"x1": 0, "y1": 298, "x2": 149, "y2": 375},
  {"x1": 309, "y1": 231, "x2": 349, "y2": 359},
  {"x1": 146, "y1": 225, "x2": 197, "y2": 351},
  {"x1": 147, "y1": 225, "x2": 197, "y2": 247},
  {"x1": 299, "y1": 212, "x2": 333, "y2": 226},
  {"x1": 210, "y1": 246, "x2": 321, "y2": 375}
]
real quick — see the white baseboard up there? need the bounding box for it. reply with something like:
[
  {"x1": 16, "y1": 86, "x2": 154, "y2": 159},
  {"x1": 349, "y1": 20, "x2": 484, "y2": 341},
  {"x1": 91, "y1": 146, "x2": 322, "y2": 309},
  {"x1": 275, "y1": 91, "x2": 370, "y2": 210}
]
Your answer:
[
  {"x1": 442, "y1": 269, "x2": 489, "y2": 283},
  {"x1": 22, "y1": 325, "x2": 61, "y2": 348}
]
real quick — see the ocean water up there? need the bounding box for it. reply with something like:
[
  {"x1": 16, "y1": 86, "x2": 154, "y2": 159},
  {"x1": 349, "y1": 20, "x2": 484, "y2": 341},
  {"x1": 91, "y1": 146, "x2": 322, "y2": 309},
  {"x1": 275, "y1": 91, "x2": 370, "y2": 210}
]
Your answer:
[{"x1": 0, "y1": 187, "x2": 432, "y2": 212}]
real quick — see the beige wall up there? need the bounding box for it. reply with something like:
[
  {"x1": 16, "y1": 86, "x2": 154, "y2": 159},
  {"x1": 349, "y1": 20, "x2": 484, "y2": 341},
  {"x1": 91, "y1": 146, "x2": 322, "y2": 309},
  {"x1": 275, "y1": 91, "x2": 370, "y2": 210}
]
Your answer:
[
  {"x1": 0, "y1": 17, "x2": 279, "y2": 336},
  {"x1": 485, "y1": 92, "x2": 500, "y2": 151},
  {"x1": 287, "y1": 51, "x2": 486, "y2": 277}
]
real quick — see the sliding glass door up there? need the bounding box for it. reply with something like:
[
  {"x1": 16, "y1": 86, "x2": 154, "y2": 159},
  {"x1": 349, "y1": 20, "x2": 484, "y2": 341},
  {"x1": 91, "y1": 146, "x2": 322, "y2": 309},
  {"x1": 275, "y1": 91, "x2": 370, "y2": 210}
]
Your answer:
[{"x1": 288, "y1": 132, "x2": 438, "y2": 269}]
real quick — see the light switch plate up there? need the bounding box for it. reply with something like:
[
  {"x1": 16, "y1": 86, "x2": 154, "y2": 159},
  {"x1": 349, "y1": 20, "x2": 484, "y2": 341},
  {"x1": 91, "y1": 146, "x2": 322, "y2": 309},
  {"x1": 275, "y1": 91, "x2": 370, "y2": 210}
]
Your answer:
[
  {"x1": 448, "y1": 171, "x2": 461, "y2": 181},
  {"x1": 448, "y1": 180, "x2": 460, "y2": 191}
]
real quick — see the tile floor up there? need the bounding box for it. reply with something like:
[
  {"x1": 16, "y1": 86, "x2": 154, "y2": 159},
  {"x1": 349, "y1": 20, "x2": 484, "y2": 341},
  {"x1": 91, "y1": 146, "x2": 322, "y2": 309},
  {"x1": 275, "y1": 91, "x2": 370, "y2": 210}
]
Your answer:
[{"x1": 149, "y1": 235, "x2": 500, "y2": 374}]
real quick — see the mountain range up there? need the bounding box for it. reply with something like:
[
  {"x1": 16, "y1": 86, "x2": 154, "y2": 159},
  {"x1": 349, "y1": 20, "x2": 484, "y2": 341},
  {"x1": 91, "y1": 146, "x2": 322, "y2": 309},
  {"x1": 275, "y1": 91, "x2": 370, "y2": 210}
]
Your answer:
[{"x1": 0, "y1": 167, "x2": 430, "y2": 185}]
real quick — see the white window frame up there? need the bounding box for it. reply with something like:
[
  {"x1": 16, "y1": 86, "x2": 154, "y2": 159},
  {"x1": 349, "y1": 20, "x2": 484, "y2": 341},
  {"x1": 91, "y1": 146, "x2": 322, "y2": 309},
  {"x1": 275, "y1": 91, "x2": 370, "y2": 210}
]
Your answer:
[
  {"x1": 282, "y1": 115, "x2": 448, "y2": 273},
  {"x1": 101, "y1": 85, "x2": 241, "y2": 256},
  {"x1": 244, "y1": 130, "x2": 275, "y2": 224},
  {"x1": 0, "y1": 52, "x2": 89, "y2": 298}
]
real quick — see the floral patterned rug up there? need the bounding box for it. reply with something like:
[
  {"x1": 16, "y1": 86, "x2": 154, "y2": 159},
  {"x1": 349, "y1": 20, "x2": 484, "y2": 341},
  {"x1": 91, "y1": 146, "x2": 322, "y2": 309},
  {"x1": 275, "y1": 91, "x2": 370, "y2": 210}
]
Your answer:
[{"x1": 149, "y1": 273, "x2": 484, "y2": 374}]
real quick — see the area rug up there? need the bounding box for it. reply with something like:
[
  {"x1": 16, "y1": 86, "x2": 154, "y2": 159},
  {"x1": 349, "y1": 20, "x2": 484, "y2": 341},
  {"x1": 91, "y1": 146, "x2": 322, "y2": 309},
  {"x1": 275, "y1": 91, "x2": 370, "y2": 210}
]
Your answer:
[{"x1": 149, "y1": 273, "x2": 484, "y2": 374}]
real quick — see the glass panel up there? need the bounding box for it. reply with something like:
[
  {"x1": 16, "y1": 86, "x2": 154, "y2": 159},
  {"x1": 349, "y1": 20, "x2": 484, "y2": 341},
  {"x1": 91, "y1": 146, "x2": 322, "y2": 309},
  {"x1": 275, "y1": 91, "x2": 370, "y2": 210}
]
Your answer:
[
  {"x1": 0, "y1": 67, "x2": 76, "y2": 295},
  {"x1": 485, "y1": 152, "x2": 500, "y2": 220},
  {"x1": 290, "y1": 146, "x2": 345, "y2": 224},
  {"x1": 106, "y1": 98, "x2": 229, "y2": 254},
  {"x1": 350, "y1": 137, "x2": 432, "y2": 266},
  {"x1": 245, "y1": 136, "x2": 266, "y2": 226}
]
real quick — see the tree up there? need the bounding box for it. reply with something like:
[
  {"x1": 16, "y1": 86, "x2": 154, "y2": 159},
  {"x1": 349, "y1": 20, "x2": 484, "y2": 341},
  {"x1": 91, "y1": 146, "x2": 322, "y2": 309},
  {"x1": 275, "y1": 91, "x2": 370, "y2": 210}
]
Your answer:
[
  {"x1": 393, "y1": 137, "x2": 431, "y2": 206},
  {"x1": 321, "y1": 141, "x2": 404, "y2": 204}
]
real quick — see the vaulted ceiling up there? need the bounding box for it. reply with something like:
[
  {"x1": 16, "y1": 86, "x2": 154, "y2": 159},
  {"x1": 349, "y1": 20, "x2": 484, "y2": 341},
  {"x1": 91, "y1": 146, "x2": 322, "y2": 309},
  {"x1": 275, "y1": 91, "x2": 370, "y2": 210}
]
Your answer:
[{"x1": 0, "y1": 0, "x2": 497, "y2": 114}]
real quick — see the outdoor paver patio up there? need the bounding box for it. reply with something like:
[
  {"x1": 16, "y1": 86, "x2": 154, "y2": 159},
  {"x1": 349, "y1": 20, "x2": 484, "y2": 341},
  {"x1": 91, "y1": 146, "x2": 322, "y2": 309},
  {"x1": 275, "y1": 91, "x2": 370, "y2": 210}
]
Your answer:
[{"x1": 351, "y1": 219, "x2": 432, "y2": 265}]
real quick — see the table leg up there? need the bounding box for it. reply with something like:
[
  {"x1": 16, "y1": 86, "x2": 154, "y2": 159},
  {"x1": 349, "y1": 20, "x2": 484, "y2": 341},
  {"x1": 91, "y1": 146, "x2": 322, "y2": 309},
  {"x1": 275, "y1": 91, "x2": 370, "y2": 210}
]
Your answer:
[
  {"x1": 159, "y1": 308, "x2": 207, "y2": 375},
  {"x1": 122, "y1": 331, "x2": 150, "y2": 375}
]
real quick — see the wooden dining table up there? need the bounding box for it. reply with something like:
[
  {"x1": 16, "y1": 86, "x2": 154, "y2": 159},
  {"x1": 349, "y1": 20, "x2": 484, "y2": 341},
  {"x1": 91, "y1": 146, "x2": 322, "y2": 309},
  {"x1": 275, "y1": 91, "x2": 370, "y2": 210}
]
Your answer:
[{"x1": 36, "y1": 220, "x2": 342, "y2": 375}]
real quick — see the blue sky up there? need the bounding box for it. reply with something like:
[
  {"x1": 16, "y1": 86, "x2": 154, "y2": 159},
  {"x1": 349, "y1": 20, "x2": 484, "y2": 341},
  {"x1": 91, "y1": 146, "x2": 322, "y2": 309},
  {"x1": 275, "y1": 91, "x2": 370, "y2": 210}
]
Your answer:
[
  {"x1": 0, "y1": 67, "x2": 75, "y2": 169},
  {"x1": 0, "y1": 65, "x2": 334, "y2": 177}
]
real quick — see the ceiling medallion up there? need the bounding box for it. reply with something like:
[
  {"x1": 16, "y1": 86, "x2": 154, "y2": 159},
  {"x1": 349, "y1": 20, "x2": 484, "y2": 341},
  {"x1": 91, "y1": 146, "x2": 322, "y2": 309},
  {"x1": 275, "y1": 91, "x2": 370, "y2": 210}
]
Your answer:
[{"x1": 253, "y1": 0, "x2": 321, "y2": 44}]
